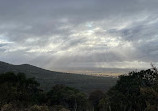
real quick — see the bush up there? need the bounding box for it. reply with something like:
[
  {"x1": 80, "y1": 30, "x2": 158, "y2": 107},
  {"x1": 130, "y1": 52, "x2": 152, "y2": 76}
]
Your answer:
[
  {"x1": 59, "y1": 108, "x2": 70, "y2": 111},
  {"x1": 29, "y1": 105, "x2": 49, "y2": 111},
  {"x1": 49, "y1": 105, "x2": 70, "y2": 111},
  {"x1": 1, "y1": 104, "x2": 14, "y2": 111}
]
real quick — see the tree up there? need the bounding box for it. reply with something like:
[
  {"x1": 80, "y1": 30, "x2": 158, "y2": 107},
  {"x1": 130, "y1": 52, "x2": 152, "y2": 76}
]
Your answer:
[
  {"x1": 88, "y1": 90, "x2": 104, "y2": 111},
  {"x1": 0, "y1": 72, "x2": 43, "y2": 107},
  {"x1": 100, "y1": 67, "x2": 158, "y2": 111},
  {"x1": 47, "y1": 84, "x2": 88, "y2": 111}
]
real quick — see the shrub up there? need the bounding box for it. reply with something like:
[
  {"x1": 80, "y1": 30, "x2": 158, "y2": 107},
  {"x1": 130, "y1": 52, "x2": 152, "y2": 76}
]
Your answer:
[
  {"x1": 1, "y1": 104, "x2": 14, "y2": 111},
  {"x1": 29, "y1": 105, "x2": 49, "y2": 111}
]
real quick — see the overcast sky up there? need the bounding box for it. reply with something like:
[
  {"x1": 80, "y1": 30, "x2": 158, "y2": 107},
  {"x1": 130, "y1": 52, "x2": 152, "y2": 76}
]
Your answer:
[{"x1": 0, "y1": 0, "x2": 158, "y2": 71}]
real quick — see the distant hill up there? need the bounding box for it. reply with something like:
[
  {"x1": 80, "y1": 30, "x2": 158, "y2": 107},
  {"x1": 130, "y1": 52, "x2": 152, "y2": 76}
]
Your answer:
[{"x1": 0, "y1": 61, "x2": 117, "y2": 93}]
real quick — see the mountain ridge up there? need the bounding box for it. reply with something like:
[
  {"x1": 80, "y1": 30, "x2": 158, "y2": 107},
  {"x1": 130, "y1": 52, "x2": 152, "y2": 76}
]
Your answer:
[{"x1": 0, "y1": 61, "x2": 117, "y2": 93}]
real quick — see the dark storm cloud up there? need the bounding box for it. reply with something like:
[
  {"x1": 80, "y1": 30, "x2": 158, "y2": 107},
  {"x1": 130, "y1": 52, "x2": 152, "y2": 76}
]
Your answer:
[{"x1": 0, "y1": 0, "x2": 158, "y2": 69}]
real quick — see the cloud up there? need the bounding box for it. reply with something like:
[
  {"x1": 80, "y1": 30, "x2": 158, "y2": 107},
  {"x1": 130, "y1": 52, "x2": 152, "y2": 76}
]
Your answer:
[{"x1": 0, "y1": 0, "x2": 158, "y2": 70}]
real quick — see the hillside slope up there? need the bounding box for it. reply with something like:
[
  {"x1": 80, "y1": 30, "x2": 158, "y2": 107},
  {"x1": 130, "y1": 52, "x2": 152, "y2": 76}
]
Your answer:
[{"x1": 0, "y1": 61, "x2": 117, "y2": 93}]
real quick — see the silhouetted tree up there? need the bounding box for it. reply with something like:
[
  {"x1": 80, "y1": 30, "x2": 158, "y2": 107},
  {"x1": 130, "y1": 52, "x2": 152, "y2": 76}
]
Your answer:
[
  {"x1": 89, "y1": 90, "x2": 104, "y2": 111},
  {"x1": 99, "y1": 67, "x2": 158, "y2": 111},
  {"x1": 47, "y1": 84, "x2": 88, "y2": 111},
  {"x1": 0, "y1": 72, "x2": 43, "y2": 107}
]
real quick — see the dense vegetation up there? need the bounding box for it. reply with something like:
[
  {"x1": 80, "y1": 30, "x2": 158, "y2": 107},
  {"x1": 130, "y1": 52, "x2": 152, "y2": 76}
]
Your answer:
[
  {"x1": 98, "y1": 66, "x2": 158, "y2": 111},
  {"x1": 0, "y1": 66, "x2": 158, "y2": 111},
  {"x1": 0, "y1": 72, "x2": 89, "y2": 111}
]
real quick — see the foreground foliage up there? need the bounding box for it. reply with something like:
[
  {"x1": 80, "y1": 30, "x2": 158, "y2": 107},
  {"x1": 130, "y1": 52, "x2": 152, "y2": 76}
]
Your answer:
[
  {"x1": 0, "y1": 72, "x2": 88, "y2": 111},
  {"x1": 0, "y1": 66, "x2": 158, "y2": 111},
  {"x1": 99, "y1": 67, "x2": 158, "y2": 111},
  {"x1": 0, "y1": 72, "x2": 42, "y2": 107},
  {"x1": 47, "y1": 84, "x2": 88, "y2": 111}
]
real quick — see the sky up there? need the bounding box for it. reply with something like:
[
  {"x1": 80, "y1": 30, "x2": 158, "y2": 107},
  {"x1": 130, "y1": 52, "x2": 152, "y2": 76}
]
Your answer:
[{"x1": 0, "y1": 0, "x2": 158, "y2": 71}]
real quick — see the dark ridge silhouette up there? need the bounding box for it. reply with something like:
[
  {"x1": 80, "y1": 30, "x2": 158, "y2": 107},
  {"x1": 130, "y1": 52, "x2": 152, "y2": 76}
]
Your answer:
[{"x1": 0, "y1": 61, "x2": 117, "y2": 93}]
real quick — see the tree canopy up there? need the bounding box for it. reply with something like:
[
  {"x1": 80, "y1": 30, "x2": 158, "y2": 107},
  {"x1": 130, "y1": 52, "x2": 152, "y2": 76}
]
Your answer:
[
  {"x1": 99, "y1": 67, "x2": 158, "y2": 111},
  {"x1": 1, "y1": 67, "x2": 158, "y2": 111},
  {"x1": 0, "y1": 72, "x2": 43, "y2": 107}
]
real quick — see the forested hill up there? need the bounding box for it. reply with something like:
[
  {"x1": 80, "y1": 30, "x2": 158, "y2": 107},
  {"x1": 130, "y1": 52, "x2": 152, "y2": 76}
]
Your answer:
[{"x1": 0, "y1": 61, "x2": 117, "y2": 93}]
